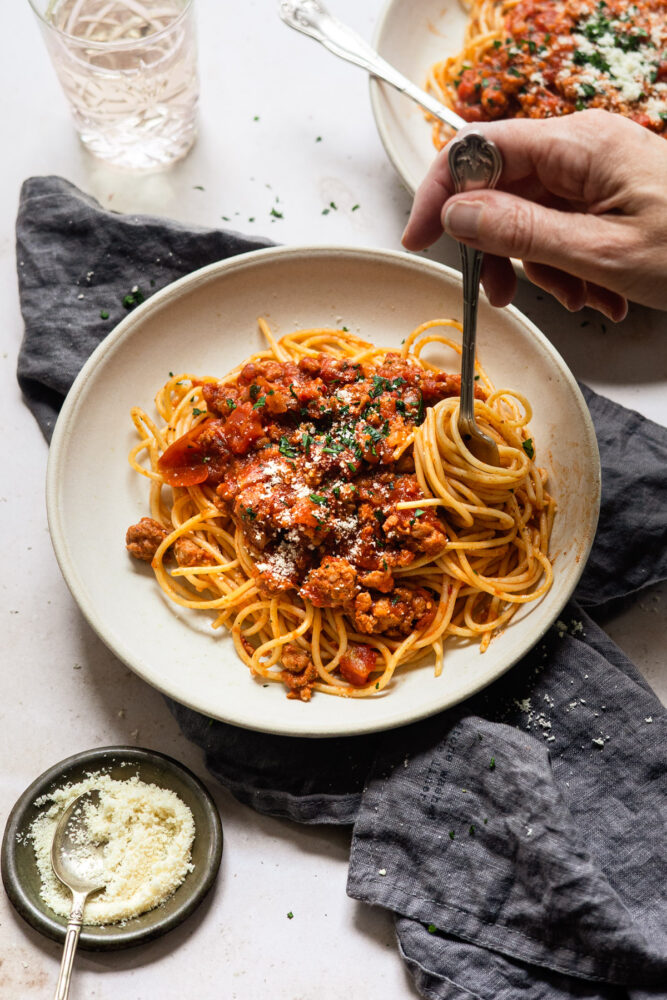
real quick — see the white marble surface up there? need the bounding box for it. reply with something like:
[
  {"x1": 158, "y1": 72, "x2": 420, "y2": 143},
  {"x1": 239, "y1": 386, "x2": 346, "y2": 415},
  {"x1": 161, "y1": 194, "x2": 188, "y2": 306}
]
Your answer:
[{"x1": 1, "y1": 1, "x2": 665, "y2": 997}]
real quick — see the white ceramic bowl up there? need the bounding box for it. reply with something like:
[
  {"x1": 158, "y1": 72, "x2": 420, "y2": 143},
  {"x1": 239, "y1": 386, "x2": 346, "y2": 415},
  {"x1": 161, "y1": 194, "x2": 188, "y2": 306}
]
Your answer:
[
  {"x1": 370, "y1": 0, "x2": 470, "y2": 193},
  {"x1": 47, "y1": 245, "x2": 600, "y2": 737}
]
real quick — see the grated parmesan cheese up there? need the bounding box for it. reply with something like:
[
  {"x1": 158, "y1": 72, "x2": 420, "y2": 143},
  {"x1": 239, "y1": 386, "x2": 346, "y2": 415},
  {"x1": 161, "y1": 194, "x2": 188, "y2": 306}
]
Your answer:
[{"x1": 29, "y1": 771, "x2": 195, "y2": 925}]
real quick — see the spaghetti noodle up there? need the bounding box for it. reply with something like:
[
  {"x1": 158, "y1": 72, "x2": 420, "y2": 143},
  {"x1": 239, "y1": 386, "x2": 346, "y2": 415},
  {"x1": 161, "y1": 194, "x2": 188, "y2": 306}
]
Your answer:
[
  {"x1": 426, "y1": 0, "x2": 667, "y2": 148},
  {"x1": 126, "y1": 320, "x2": 555, "y2": 700}
]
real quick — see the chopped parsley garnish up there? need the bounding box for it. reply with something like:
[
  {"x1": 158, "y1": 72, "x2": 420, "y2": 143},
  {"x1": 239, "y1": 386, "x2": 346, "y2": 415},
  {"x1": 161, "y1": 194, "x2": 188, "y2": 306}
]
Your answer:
[
  {"x1": 369, "y1": 374, "x2": 406, "y2": 398},
  {"x1": 100, "y1": 309, "x2": 109, "y2": 319},
  {"x1": 522, "y1": 438, "x2": 535, "y2": 459},
  {"x1": 253, "y1": 395, "x2": 267, "y2": 409},
  {"x1": 351, "y1": 204, "x2": 360, "y2": 211},
  {"x1": 302, "y1": 432, "x2": 313, "y2": 454},
  {"x1": 309, "y1": 494, "x2": 327, "y2": 505},
  {"x1": 427, "y1": 924, "x2": 437, "y2": 933},
  {"x1": 279, "y1": 436, "x2": 297, "y2": 458},
  {"x1": 192, "y1": 407, "x2": 206, "y2": 416},
  {"x1": 226, "y1": 398, "x2": 236, "y2": 410},
  {"x1": 270, "y1": 207, "x2": 283, "y2": 219},
  {"x1": 469, "y1": 825, "x2": 476, "y2": 836},
  {"x1": 249, "y1": 383, "x2": 260, "y2": 401},
  {"x1": 122, "y1": 287, "x2": 145, "y2": 310},
  {"x1": 287, "y1": 911, "x2": 294, "y2": 919},
  {"x1": 489, "y1": 757, "x2": 496, "y2": 770},
  {"x1": 449, "y1": 830, "x2": 455, "y2": 840}
]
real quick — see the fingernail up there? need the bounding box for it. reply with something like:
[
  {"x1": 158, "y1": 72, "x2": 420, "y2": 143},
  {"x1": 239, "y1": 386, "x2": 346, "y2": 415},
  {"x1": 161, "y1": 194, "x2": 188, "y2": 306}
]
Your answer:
[{"x1": 444, "y1": 200, "x2": 484, "y2": 239}]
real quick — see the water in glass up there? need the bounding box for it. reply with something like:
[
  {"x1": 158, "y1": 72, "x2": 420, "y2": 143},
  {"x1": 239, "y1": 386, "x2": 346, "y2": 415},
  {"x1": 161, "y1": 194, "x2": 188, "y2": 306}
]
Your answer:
[{"x1": 38, "y1": 0, "x2": 199, "y2": 169}]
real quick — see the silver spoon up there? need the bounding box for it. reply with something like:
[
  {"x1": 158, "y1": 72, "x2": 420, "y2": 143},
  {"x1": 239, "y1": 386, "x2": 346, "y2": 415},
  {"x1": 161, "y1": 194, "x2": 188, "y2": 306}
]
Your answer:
[
  {"x1": 51, "y1": 789, "x2": 107, "y2": 1000},
  {"x1": 278, "y1": 0, "x2": 466, "y2": 132},
  {"x1": 448, "y1": 131, "x2": 503, "y2": 466}
]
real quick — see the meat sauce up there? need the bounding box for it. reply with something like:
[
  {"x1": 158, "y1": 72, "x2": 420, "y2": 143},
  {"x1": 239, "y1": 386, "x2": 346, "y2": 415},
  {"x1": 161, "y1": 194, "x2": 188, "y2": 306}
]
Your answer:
[
  {"x1": 452, "y1": 0, "x2": 666, "y2": 135},
  {"x1": 156, "y1": 352, "x2": 467, "y2": 657}
]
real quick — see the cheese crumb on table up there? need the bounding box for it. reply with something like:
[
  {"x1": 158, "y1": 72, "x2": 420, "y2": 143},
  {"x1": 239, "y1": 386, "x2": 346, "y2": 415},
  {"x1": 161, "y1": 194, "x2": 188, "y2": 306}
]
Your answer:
[{"x1": 29, "y1": 772, "x2": 195, "y2": 925}]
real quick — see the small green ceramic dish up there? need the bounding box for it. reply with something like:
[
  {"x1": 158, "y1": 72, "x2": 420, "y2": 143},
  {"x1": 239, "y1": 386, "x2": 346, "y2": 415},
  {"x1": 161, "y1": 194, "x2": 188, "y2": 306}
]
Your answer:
[{"x1": 1, "y1": 745, "x2": 223, "y2": 951}]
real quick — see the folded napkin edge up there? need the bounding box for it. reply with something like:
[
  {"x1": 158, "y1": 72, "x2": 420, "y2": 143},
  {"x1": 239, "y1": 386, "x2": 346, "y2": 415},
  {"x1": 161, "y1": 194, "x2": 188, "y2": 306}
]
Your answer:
[{"x1": 346, "y1": 871, "x2": 662, "y2": 987}]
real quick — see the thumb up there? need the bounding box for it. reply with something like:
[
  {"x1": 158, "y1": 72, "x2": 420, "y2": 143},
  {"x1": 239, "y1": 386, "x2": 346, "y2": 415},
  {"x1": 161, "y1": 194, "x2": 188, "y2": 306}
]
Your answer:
[{"x1": 442, "y1": 191, "x2": 625, "y2": 285}]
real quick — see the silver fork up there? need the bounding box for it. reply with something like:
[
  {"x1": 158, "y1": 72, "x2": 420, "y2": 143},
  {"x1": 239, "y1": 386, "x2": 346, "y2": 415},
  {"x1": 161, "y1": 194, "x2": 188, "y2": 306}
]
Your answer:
[
  {"x1": 448, "y1": 131, "x2": 503, "y2": 466},
  {"x1": 278, "y1": 0, "x2": 466, "y2": 133},
  {"x1": 279, "y1": 0, "x2": 503, "y2": 465}
]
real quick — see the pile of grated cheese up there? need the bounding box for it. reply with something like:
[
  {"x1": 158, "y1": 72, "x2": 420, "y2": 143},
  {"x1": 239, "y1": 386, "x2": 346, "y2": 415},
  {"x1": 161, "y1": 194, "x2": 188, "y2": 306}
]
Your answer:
[{"x1": 29, "y1": 771, "x2": 195, "y2": 925}]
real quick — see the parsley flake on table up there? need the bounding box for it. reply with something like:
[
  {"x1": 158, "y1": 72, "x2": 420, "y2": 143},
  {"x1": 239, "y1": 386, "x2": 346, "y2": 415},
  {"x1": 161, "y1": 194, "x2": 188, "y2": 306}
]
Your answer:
[
  {"x1": 427, "y1": 923, "x2": 437, "y2": 933},
  {"x1": 193, "y1": 184, "x2": 205, "y2": 190},
  {"x1": 287, "y1": 911, "x2": 294, "y2": 919},
  {"x1": 522, "y1": 438, "x2": 535, "y2": 459},
  {"x1": 270, "y1": 207, "x2": 283, "y2": 219},
  {"x1": 489, "y1": 757, "x2": 496, "y2": 770},
  {"x1": 122, "y1": 286, "x2": 145, "y2": 310},
  {"x1": 100, "y1": 309, "x2": 109, "y2": 319}
]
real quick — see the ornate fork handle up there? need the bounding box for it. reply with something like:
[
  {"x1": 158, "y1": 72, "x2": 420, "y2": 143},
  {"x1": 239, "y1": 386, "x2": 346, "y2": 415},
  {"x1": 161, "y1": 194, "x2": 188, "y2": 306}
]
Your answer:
[
  {"x1": 279, "y1": 0, "x2": 466, "y2": 131},
  {"x1": 448, "y1": 132, "x2": 503, "y2": 465}
]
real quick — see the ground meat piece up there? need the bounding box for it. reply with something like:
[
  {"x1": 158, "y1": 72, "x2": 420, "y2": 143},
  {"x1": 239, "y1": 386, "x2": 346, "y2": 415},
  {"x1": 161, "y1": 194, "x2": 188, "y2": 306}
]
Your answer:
[
  {"x1": 383, "y1": 510, "x2": 447, "y2": 554},
  {"x1": 202, "y1": 381, "x2": 239, "y2": 417},
  {"x1": 280, "y1": 644, "x2": 318, "y2": 701},
  {"x1": 351, "y1": 586, "x2": 436, "y2": 636},
  {"x1": 281, "y1": 644, "x2": 311, "y2": 673},
  {"x1": 298, "y1": 356, "x2": 321, "y2": 376},
  {"x1": 125, "y1": 517, "x2": 169, "y2": 561},
  {"x1": 174, "y1": 538, "x2": 216, "y2": 567},
  {"x1": 299, "y1": 556, "x2": 358, "y2": 607},
  {"x1": 357, "y1": 567, "x2": 394, "y2": 592}
]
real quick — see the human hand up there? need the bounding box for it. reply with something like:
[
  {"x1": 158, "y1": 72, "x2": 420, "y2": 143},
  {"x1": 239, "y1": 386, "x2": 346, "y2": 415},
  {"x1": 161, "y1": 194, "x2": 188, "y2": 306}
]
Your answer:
[{"x1": 402, "y1": 110, "x2": 667, "y2": 321}]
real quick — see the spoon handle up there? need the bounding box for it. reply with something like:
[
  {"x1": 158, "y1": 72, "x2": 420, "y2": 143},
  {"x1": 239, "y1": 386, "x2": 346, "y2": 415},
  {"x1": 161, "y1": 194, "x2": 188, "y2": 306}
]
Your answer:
[
  {"x1": 54, "y1": 891, "x2": 87, "y2": 1000},
  {"x1": 279, "y1": 0, "x2": 466, "y2": 131}
]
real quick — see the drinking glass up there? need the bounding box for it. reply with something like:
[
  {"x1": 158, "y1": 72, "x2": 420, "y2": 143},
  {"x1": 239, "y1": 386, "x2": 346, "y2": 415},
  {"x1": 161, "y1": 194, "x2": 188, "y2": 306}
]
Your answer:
[{"x1": 28, "y1": 0, "x2": 200, "y2": 170}]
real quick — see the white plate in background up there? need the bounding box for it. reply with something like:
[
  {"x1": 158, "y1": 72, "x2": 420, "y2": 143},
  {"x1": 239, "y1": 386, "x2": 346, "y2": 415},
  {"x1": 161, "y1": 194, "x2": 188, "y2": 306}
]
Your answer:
[{"x1": 370, "y1": 0, "x2": 468, "y2": 193}]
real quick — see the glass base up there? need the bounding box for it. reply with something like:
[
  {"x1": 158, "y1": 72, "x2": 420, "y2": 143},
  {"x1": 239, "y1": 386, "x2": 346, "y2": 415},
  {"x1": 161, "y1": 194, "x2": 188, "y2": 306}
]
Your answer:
[{"x1": 78, "y1": 121, "x2": 197, "y2": 171}]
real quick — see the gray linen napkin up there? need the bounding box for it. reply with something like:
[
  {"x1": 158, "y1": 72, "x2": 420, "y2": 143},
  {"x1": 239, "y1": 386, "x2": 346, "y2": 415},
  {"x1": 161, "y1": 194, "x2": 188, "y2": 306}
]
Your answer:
[{"x1": 16, "y1": 176, "x2": 667, "y2": 998}]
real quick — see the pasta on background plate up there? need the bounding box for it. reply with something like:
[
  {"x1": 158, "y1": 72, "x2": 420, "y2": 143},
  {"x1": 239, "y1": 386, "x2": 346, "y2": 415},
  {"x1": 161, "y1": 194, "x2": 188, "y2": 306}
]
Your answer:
[{"x1": 425, "y1": 0, "x2": 667, "y2": 147}]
